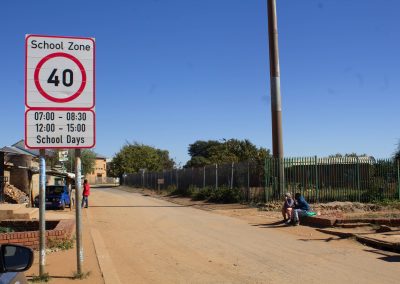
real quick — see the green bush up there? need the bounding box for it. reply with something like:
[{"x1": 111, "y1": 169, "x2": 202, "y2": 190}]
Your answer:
[
  {"x1": 169, "y1": 185, "x2": 194, "y2": 197},
  {"x1": 0, "y1": 227, "x2": 13, "y2": 233},
  {"x1": 169, "y1": 184, "x2": 242, "y2": 203},
  {"x1": 166, "y1": 185, "x2": 177, "y2": 193},
  {"x1": 191, "y1": 187, "x2": 212, "y2": 201},
  {"x1": 371, "y1": 199, "x2": 400, "y2": 209},
  {"x1": 208, "y1": 186, "x2": 241, "y2": 203}
]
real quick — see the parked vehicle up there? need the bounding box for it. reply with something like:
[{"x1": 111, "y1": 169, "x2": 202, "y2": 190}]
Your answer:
[
  {"x1": 0, "y1": 244, "x2": 34, "y2": 284},
  {"x1": 34, "y1": 185, "x2": 71, "y2": 210}
]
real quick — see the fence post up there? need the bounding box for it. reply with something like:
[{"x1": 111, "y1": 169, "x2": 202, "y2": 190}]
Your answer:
[
  {"x1": 191, "y1": 167, "x2": 194, "y2": 186},
  {"x1": 176, "y1": 169, "x2": 179, "y2": 190},
  {"x1": 247, "y1": 161, "x2": 250, "y2": 202},
  {"x1": 215, "y1": 164, "x2": 218, "y2": 190},
  {"x1": 357, "y1": 157, "x2": 361, "y2": 202},
  {"x1": 315, "y1": 155, "x2": 319, "y2": 203},
  {"x1": 230, "y1": 162, "x2": 234, "y2": 190},
  {"x1": 265, "y1": 158, "x2": 268, "y2": 203},
  {"x1": 203, "y1": 166, "x2": 206, "y2": 188},
  {"x1": 397, "y1": 159, "x2": 400, "y2": 200}
]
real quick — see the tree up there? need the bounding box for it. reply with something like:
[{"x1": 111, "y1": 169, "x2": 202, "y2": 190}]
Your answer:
[
  {"x1": 108, "y1": 142, "x2": 175, "y2": 177},
  {"x1": 63, "y1": 149, "x2": 96, "y2": 176},
  {"x1": 185, "y1": 139, "x2": 270, "y2": 167},
  {"x1": 394, "y1": 141, "x2": 400, "y2": 160},
  {"x1": 328, "y1": 153, "x2": 370, "y2": 158},
  {"x1": 44, "y1": 149, "x2": 96, "y2": 176}
]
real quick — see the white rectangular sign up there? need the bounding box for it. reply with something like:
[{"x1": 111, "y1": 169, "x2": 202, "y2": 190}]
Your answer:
[
  {"x1": 58, "y1": 150, "x2": 69, "y2": 162},
  {"x1": 25, "y1": 110, "x2": 95, "y2": 148},
  {"x1": 25, "y1": 35, "x2": 95, "y2": 109},
  {"x1": 25, "y1": 34, "x2": 96, "y2": 149}
]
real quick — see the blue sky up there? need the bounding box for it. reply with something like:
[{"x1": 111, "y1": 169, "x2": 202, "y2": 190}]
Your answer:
[{"x1": 1, "y1": 0, "x2": 399, "y2": 164}]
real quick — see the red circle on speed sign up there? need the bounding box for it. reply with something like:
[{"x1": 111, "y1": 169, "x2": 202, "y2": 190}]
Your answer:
[{"x1": 34, "y1": 52, "x2": 87, "y2": 103}]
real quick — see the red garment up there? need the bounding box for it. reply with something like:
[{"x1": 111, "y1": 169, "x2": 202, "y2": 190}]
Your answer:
[{"x1": 83, "y1": 183, "x2": 90, "y2": 196}]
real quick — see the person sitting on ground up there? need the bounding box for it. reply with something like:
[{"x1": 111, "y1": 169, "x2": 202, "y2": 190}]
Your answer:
[
  {"x1": 291, "y1": 192, "x2": 311, "y2": 226},
  {"x1": 282, "y1": 192, "x2": 294, "y2": 224}
]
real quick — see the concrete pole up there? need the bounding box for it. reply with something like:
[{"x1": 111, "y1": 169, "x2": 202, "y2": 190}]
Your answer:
[
  {"x1": 39, "y1": 149, "x2": 46, "y2": 276},
  {"x1": 267, "y1": 0, "x2": 284, "y2": 195},
  {"x1": 75, "y1": 149, "x2": 83, "y2": 274}
]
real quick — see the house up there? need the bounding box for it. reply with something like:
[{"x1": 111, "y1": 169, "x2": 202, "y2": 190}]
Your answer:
[
  {"x1": 1, "y1": 140, "x2": 64, "y2": 202},
  {"x1": 0, "y1": 145, "x2": 39, "y2": 199},
  {"x1": 85, "y1": 153, "x2": 108, "y2": 184}
]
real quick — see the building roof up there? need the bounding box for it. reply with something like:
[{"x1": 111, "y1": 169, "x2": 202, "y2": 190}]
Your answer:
[
  {"x1": 284, "y1": 156, "x2": 376, "y2": 167},
  {"x1": 95, "y1": 153, "x2": 107, "y2": 159},
  {"x1": 0, "y1": 146, "x2": 36, "y2": 156},
  {"x1": 11, "y1": 140, "x2": 56, "y2": 157}
]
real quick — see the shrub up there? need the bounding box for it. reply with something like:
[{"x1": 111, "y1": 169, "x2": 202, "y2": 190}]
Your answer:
[
  {"x1": 169, "y1": 185, "x2": 194, "y2": 197},
  {"x1": 166, "y1": 185, "x2": 177, "y2": 193},
  {"x1": 191, "y1": 187, "x2": 212, "y2": 201},
  {"x1": 208, "y1": 186, "x2": 241, "y2": 203},
  {"x1": 0, "y1": 227, "x2": 14, "y2": 233}
]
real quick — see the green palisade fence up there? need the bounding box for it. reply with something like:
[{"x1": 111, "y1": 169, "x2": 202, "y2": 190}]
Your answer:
[{"x1": 123, "y1": 157, "x2": 400, "y2": 203}]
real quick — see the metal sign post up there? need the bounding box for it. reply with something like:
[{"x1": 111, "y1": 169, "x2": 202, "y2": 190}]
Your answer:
[
  {"x1": 75, "y1": 149, "x2": 83, "y2": 274},
  {"x1": 0, "y1": 151, "x2": 4, "y2": 203},
  {"x1": 39, "y1": 149, "x2": 46, "y2": 276}
]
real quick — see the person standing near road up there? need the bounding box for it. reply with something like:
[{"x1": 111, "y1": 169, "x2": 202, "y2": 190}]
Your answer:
[{"x1": 82, "y1": 179, "x2": 90, "y2": 208}]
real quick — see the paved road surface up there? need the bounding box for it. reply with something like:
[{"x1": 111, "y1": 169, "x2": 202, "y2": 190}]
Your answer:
[{"x1": 86, "y1": 187, "x2": 399, "y2": 284}]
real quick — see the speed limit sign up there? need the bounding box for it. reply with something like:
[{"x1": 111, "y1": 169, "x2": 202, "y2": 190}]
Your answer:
[
  {"x1": 25, "y1": 35, "x2": 95, "y2": 109},
  {"x1": 25, "y1": 34, "x2": 95, "y2": 149}
]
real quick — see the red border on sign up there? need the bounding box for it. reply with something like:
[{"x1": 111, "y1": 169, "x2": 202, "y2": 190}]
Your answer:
[
  {"x1": 24, "y1": 109, "x2": 96, "y2": 150},
  {"x1": 25, "y1": 34, "x2": 95, "y2": 109},
  {"x1": 34, "y1": 52, "x2": 87, "y2": 103}
]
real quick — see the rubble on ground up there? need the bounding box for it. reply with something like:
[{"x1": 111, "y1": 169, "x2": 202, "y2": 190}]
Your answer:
[
  {"x1": 257, "y1": 202, "x2": 282, "y2": 211},
  {"x1": 315, "y1": 202, "x2": 382, "y2": 213},
  {"x1": 258, "y1": 201, "x2": 383, "y2": 214},
  {"x1": 3, "y1": 183, "x2": 29, "y2": 204}
]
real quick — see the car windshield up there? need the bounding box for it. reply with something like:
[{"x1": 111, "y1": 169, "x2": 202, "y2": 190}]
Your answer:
[{"x1": 46, "y1": 186, "x2": 64, "y2": 195}]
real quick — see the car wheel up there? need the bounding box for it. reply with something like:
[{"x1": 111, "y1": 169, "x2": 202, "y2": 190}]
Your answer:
[{"x1": 61, "y1": 201, "x2": 65, "y2": 210}]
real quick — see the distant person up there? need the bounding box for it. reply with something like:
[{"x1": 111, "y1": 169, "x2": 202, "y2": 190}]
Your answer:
[
  {"x1": 291, "y1": 193, "x2": 311, "y2": 226},
  {"x1": 282, "y1": 193, "x2": 294, "y2": 224},
  {"x1": 81, "y1": 179, "x2": 90, "y2": 208},
  {"x1": 67, "y1": 181, "x2": 75, "y2": 209}
]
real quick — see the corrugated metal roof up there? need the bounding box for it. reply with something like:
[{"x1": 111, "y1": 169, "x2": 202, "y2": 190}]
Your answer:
[
  {"x1": 0, "y1": 146, "x2": 36, "y2": 156},
  {"x1": 11, "y1": 139, "x2": 55, "y2": 157}
]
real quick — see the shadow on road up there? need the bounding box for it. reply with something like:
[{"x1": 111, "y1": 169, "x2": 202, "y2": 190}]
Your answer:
[
  {"x1": 364, "y1": 249, "x2": 400, "y2": 262},
  {"x1": 251, "y1": 220, "x2": 287, "y2": 228},
  {"x1": 27, "y1": 275, "x2": 75, "y2": 280},
  {"x1": 298, "y1": 237, "x2": 344, "y2": 242},
  {"x1": 92, "y1": 184, "x2": 119, "y2": 188},
  {"x1": 89, "y1": 205, "x2": 192, "y2": 208}
]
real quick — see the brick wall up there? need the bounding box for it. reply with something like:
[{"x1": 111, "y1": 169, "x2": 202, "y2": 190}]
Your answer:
[{"x1": 0, "y1": 219, "x2": 75, "y2": 249}]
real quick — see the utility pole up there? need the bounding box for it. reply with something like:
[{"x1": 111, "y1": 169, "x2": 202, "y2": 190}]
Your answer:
[{"x1": 267, "y1": 0, "x2": 284, "y2": 196}]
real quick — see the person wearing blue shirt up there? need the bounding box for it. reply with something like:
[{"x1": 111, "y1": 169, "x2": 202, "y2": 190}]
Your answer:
[{"x1": 291, "y1": 193, "x2": 311, "y2": 226}]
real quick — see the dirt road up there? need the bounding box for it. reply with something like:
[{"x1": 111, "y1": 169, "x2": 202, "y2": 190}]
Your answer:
[{"x1": 87, "y1": 187, "x2": 399, "y2": 284}]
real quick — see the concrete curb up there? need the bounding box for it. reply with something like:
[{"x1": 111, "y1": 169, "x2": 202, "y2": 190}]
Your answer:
[
  {"x1": 85, "y1": 209, "x2": 122, "y2": 284},
  {"x1": 316, "y1": 228, "x2": 400, "y2": 252},
  {"x1": 355, "y1": 235, "x2": 400, "y2": 252}
]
